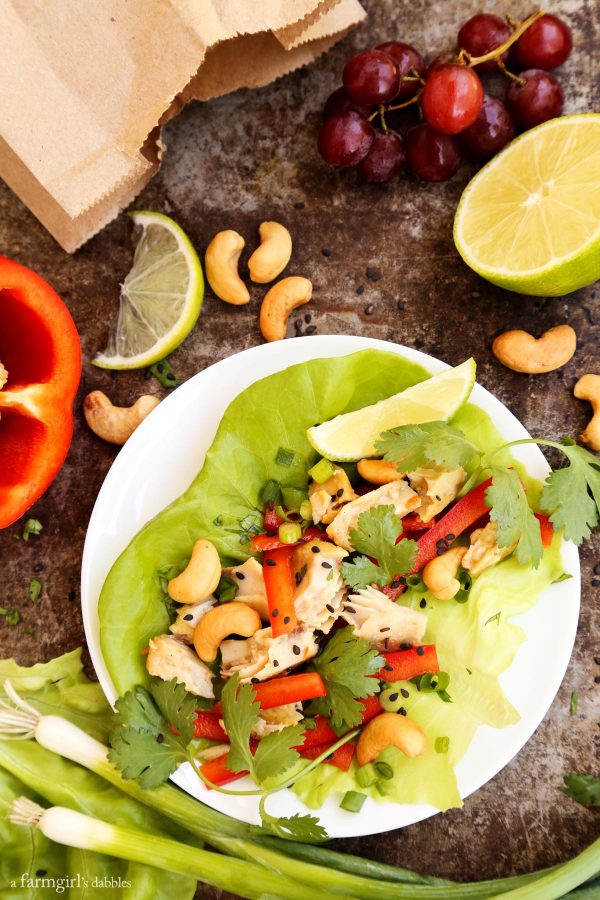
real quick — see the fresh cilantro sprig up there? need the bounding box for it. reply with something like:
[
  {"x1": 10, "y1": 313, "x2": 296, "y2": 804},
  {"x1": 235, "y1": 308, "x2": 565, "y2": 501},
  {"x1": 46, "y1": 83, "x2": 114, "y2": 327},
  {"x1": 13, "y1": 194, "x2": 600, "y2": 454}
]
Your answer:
[
  {"x1": 561, "y1": 773, "x2": 600, "y2": 807},
  {"x1": 341, "y1": 505, "x2": 417, "y2": 590},
  {"x1": 376, "y1": 421, "x2": 481, "y2": 472},
  {"x1": 486, "y1": 466, "x2": 543, "y2": 567},
  {"x1": 539, "y1": 438, "x2": 600, "y2": 543},
  {"x1": 310, "y1": 627, "x2": 382, "y2": 731}
]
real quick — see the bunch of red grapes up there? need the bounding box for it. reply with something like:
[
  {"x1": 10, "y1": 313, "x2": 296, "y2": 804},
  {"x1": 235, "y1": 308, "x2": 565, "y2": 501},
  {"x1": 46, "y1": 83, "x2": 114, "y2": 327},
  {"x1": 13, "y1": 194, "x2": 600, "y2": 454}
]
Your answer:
[{"x1": 318, "y1": 11, "x2": 572, "y2": 183}]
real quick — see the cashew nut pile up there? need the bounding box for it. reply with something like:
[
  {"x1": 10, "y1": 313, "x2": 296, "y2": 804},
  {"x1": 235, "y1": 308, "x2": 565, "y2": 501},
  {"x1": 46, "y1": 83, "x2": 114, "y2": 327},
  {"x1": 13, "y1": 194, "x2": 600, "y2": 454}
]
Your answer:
[
  {"x1": 205, "y1": 221, "x2": 312, "y2": 343},
  {"x1": 574, "y1": 374, "x2": 600, "y2": 451},
  {"x1": 83, "y1": 391, "x2": 160, "y2": 445},
  {"x1": 492, "y1": 325, "x2": 576, "y2": 374}
]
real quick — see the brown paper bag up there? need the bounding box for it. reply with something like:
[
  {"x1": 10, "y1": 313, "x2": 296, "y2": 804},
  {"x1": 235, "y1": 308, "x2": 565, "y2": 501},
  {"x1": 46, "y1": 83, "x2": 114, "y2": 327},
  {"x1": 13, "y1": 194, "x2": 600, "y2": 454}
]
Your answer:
[{"x1": 0, "y1": 0, "x2": 365, "y2": 252}]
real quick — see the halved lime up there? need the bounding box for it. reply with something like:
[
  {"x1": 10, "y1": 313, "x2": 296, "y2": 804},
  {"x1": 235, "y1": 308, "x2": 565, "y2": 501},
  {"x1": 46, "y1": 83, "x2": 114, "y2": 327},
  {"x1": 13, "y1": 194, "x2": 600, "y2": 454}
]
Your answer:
[
  {"x1": 454, "y1": 114, "x2": 600, "y2": 296},
  {"x1": 307, "y1": 358, "x2": 476, "y2": 461},
  {"x1": 93, "y1": 211, "x2": 204, "y2": 370}
]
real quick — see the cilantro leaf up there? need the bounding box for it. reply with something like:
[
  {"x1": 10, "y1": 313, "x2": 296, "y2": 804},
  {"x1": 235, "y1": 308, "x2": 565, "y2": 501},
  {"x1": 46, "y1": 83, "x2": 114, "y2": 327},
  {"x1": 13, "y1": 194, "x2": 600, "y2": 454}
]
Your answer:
[
  {"x1": 150, "y1": 678, "x2": 198, "y2": 746},
  {"x1": 255, "y1": 812, "x2": 329, "y2": 844},
  {"x1": 561, "y1": 773, "x2": 600, "y2": 807},
  {"x1": 541, "y1": 440, "x2": 600, "y2": 544},
  {"x1": 341, "y1": 506, "x2": 417, "y2": 589},
  {"x1": 112, "y1": 685, "x2": 165, "y2": 732},
  {"x1": 376, "y1": 422, "x2": 480, "y2": 472},
  {"x1": 109, "y1": 725, "x2": 186, "y2": 788},
  {"x1": 486, "y1": 467, "x2": 543, "y2": 568},
  {"x1": 221, "y1": 674, "x2": 260, "y2": 775},
  {"x1": 312, "y1": 627, "x2": 382, "y2": 730},
  {"x1": 253, "y1": 724, "x2": 304, "y2": 783}
]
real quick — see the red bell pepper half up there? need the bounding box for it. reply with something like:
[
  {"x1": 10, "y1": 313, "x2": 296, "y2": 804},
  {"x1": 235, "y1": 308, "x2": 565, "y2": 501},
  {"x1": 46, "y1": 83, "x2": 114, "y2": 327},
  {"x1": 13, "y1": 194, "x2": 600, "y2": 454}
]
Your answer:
[
  {"x1": 251, "y1": 525, "x2": 324, "y2": 554},
  {"x1": 262, "y1": 545, "x2": 298, "y2": 636},
  {"x1": 0, "y1": 256, "x2": 81, "y2": 528},
  {"x1": 378, "y1": 645, "x2": 439, "y2": 683},
  {"x1": 252, "y1": 672, "x2": 326, "y2": 709}
]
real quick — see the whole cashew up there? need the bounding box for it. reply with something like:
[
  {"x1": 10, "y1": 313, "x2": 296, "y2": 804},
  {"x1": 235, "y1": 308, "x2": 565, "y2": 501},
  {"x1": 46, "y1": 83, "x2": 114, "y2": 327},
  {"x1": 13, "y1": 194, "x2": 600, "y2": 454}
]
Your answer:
[
  {"x1": 357, "y1": 459, "x2": 403, "y2": 484},
  {"x1": 422, "y1": 546, "x2": 467, "y2": 601},
  {"x1": 205, "y1": 230, "x2": 250, "y2": 305},
  {"x1": 259, "y1": 276, "x2": 313, "y2": 342},
  {"x1": 168, "y1": 539, "x2": 221, "y2": 604},
  {"x1": 193, "y1": 601, "x2": 261, "y2": 663},
  {"x1": 83, "y1": 391, "x2": 160, "y2": 445},
  {"x1": 356, "y1": 712, "x2": 428, "y2": 766},
  {"x1": 492, "y1": 325, "x2": 576, "y2": 374},
  {"x1": 248, "y1": 222, "x2": 292, "y2": 284},
  {"x1": 574, "y1": 374, "x2": 600, "y2": 451}
]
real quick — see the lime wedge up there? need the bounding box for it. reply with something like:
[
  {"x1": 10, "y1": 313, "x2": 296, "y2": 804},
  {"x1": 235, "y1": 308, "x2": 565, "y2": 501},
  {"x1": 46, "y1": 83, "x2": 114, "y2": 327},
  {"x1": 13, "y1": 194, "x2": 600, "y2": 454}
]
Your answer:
[
  {"x1": 454, "y1": 114, "x2": 600, "y2": 296},
  {"x1": 93, "y1": 211, "x2": 204, "y2": 370},
  {"x1": 307, "y1": 358, "x2": 476, "y2": 461}
]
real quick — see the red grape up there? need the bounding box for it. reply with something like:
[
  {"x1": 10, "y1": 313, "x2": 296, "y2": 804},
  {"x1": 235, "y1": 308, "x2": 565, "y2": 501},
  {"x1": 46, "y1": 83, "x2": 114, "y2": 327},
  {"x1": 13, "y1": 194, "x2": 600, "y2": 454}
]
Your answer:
[
  {"x1": 421, "y1": 64, "x2": 484, "y2": 134},
  {"x1": 461, "y1": 95, "x2": 515, "y2": 159},
  {"x1": 358, "y1": 130, "x2": 406, "y2": 182},
  {"x1": 318, "y1": 111, "x2": 375, "y2": 167},
  {"x1": 458, "y1": 14, "x2": 512, "y2": 72},
  {"x1": 405, "y1": 123, "x2": 462, "y2": 181},
  {"x1": 323, "y1": 87, "x2": 371, "y2": 120},
  {"x1": 505, "y1": 69, "x2": 564, "y2": 130},
  {"x1": 514, "y1": 14, "x2": 573, "y2": 70},
  {"x1": 426, "y1": 53, "x2": 456, "y2": 77},
  {"x1": 375, "y1": 41, "x2": 425, "y2": 97},
  {"x1": 343, "y1": 50, "x2": 400, "y2": 105}
]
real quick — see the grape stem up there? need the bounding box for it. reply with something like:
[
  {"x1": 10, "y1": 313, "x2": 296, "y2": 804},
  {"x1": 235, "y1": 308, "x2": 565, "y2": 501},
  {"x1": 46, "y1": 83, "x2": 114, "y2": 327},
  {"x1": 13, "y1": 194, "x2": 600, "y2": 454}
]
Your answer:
[
  {"x1": 458, "y1": 8, "x2": 545, "y2": 68},
  {"x1": 382, "y1": 91, "x2": 422, "y2": 114},
  {"x1": 497, "y1": 58, "x2": 526, "y2": 87}
]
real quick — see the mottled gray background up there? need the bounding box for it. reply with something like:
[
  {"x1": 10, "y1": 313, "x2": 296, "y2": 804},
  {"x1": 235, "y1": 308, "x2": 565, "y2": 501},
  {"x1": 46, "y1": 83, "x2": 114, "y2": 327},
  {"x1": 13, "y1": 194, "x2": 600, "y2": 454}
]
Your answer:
[{"x1": 1, "y1": 0, "x2": 599, "y2": 895}]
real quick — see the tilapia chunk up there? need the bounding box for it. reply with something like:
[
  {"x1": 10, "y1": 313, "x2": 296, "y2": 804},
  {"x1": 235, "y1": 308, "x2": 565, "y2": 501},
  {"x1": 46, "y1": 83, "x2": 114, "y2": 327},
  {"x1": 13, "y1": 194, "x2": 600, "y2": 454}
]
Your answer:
[
  {"x1": 146, "y1": 634, "x2": 214, "y2": 698},
  {"x1": 341, "y1": 586, "x2": 427, "y2": 651},
  {"x1": 292, "y1": 538, "x2": 348, "y2": 633},
  {"x1": 220, "y1": 626, "x2": 318, "y2": 683},
  {"x1": 326, "y1": 479, "x2": 420, "y2": 550}
]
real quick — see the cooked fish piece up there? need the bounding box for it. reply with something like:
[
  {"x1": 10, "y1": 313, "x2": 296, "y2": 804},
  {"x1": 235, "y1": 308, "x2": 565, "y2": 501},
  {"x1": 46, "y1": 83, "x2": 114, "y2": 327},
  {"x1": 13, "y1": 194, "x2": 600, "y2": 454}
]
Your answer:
[
  {"x1": 146, "y1": 634, "x2": 214, "y2": 698},
  {"x1": 308, "y1": 466, "x2": 357, "y2": 525},
  {"x1": 220, "y1": 626, "x2": 318, "y2": 683},
  {"x1": 341, "y1": 586, "x2": 427, "y2": 651},
  {"x1": 169, "y1": 597, "x2": 215, "y2": 641},
  {"x1": 292, "y1": 538, "x2": 348, "y2": 632},
  {"x1": 223, "y1": 557, "x2": 269, "y2": 620},
  {"x1": 462, "y1": 521, "x2": 517, "y2": 577},
  {"x1": 408, "y1": 465, "x2": 466, "y2": 522},
  {"x1": 326, "y1": 479, "x2": 420, "y2": 550},
  {"x1": 250, "y1": 703, "x2": 303, "y2": 739}
]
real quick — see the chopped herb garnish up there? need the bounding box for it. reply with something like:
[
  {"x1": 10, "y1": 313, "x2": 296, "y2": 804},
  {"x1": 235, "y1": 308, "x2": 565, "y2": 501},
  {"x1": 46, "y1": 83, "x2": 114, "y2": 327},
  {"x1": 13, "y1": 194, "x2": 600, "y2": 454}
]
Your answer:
[
  {"x1": 29, "y1": 579, "x2": 42, "y2": 603},
  {"x1": 147, "y1": 357, "x2": 182, "y2": 389},
  {"x1": 22, "y1": 518, "x2": 43, "y2": 541},
  {"x1": 156, "y1": 562, "x2": 187, "y2": 623},
  {"x1": 0, "y1": 607, "x2": 21, "y2": 626},
  {"x1": 570, "y1": 691, "x2": 578, "y2": 716},
  {"x1": 275, "y1": 447, "x2": 296, "y2": 468},
  {"x1": 435, "y1": 736, "x2": 450, "y2": 754},
  {"x1": 411, "y1": 671, "x2": 451, "y2": 702},
  {"x1": 310, "y1": 627, "x2": 382, "y2": 730},
  {"x1": 261, "y1": 479, "x2": 282, "y2": 508},
  {"x1": 484, "y1": 611, "x2": 502, "y2": 627},
  {"x1": 216, "y1": 575, "x2": 238, "y2": 603},
  {"x1": 553, "y1": 572, "x2": 573, "y2": 584},
  {"x1": 342, "y1": 505, "x2": 417, "y2": 590},
  {"x1": 308, "y1": 458, "x2": 335, "y2": 484},
  {"x1": 339, "y1": 790, "x2": 366, "y2": 813},
  {"x1": 561, "y1": 774, "x2": 600, "y2": 807}
]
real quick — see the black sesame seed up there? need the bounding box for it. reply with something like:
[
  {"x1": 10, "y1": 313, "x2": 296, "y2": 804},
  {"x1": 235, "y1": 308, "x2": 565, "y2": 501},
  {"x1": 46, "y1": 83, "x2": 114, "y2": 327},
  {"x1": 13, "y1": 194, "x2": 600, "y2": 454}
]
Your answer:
[
  {"x1": 384, "y1": 638, "x2": 389, "y2": 649},
  {"x1": 399, "y1": 707, "x2": 407, "y2": 716},
  {"x1": 36, "y1": 870, "x2": 48, "y2": 877},
  {"x1": 364, "y1": 304, "x2": 375, "y2": 315},
  {"x1": 595, "y1": 657, "x2": 600, "y2": 665},
  {"x1": 417, "y1": 646, "x2": 425, "y2": 656},
  {"x1": 157, "y1": 733, "x2": 164, "y2": 743},
  {"x1": 235, "y1": 571, "x2": 245, "y2": 580},
  {"x1": 311, "y1": 545, "x2": 320, "y2": 553},
  {"x1": 446, "y1": 533, "x2": 455, "y2": 541},
  {"x1": 401, "y1": 688, "x2": 409, "y2": 698},
  {"x1": 305, "y1": 313, "x2": 312, "y2": 323},
  {"x1": 295, "y1": 318, "x2": 303, "y2": 328},
  {"x1": 380, "y1": 626, "x2": 391, "y2": 633},
  {"x1": 273, "y1": 660, "x2": 280, "y2": 667},
  {"x1": 326, "y1": 753, "x2": 334, "y2": 760},
  {"x1": 266, "y1": 559, "x2": 277, "y2": 567},
  {"x1": 388, "y1": 692, "x2": 399, "y2": 702},
  {"x1": 251, "y1": 677, "x2": 259, "y2": 683},
  {"x1": 329, "y1": 656, "x2": 339, "y2": 663},
  {"x1": 326, "y1": 604, "x2": 335, "y2": 612},
  {"x1": 272, "y1": 608, "x2": 279, "y2": 617},
  {"x1": 399, "y1": 576, "x2": 407, "y2": 586},
  {"x1": 336, "y1": 488, "x2": 344, "y2": 497},
  {"x1": 366, "y1": 266, "x2": 382, "y2": 281},
  {"x1": 322, "y1": 248, "x2": 332, "y2": 257},
  {"x1": 419, "y1": 599, "x2": 427, "y2": 609},
  {"x1": 595, "y1": 675, "x2": 600, "y2": 684},
  {"x1": 157, "y1": 363, "x2": 165, "y2": 374},
  {"x1": 283, "y1": 615, "x2": 291, "y2": 624},
  {"x1": 592, "y1": 578, "x2": 600, "y2": 587},
  {"x1": 436, "y1": 539, "x2": 447, "y2": 548},
  {"x1": 384, "y1": 664, "x2": 393, "y2": 672},
  {"x1": 356, "y1": 284, "x2": 365, "y2": 295},
  {"x1": 437, "y1": 548, "x2": 446, "y2": 556},
  {"x1": 594, "y1": 563, "x2": 600, "y2": 575},
  {"x1": 400, "y1": 642, "x2": 412, "y2": 650},
  {"x1": 34, "y1": 562, "x2": 44, "y2": 573},
  {"x1": 345, "y1": 605, "x2": 356, "y2": 614},
  {"x1": 390, "y1": 579, "x2": 401, "y2": 589},
  {"x1": 397, "y1": 299, "x2": 406, "y2": 311},
  {"x1": 293, "y1": 645, "x2": 301, "y2": 655},
  {"x1": 183, "y1": 614, "x2": 194, "y2": 621},
  {"x1": 294, "y1": 201, "x2": 305, "y2": 209},
  {"x1": 305, "y1": 325, "x2": 318, "y2": 335},
  {"x1": 67, "y1": 589, "x2": 76, "y2": 601},
  {"x1": 322, "y1": 561, "x2": 332, "y2": 569},
  {"x1": 434, "y1": 494, "x2": 442, "y2": 502}
]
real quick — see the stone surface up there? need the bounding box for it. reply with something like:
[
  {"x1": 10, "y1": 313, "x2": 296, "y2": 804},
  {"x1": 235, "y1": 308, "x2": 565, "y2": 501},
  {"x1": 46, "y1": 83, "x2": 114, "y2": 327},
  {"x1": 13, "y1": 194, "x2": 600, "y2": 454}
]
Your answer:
[{"x1": 1, "y1": 0, "x2": 599, "y2": 895}]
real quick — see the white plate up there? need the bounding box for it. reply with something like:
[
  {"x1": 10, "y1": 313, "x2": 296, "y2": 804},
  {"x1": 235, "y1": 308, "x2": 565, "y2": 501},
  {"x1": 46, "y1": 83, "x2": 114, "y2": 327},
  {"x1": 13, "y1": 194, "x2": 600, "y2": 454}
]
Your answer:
[{"x1": 81, "y1": 335, "x2": 580, "y2": 838}]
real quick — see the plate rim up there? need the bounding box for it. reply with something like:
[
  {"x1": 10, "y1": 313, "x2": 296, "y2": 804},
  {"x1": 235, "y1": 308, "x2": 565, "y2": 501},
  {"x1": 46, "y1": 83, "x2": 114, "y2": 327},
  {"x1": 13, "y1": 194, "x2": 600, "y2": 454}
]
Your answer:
[{"x1": 81, "y1": 334, "x2": 580, "y2": 838}]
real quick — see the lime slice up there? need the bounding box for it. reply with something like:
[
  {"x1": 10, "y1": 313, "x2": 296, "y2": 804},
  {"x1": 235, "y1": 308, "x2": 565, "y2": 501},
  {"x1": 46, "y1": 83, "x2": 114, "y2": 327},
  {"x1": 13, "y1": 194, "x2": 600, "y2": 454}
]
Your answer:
[
  {"x1": 307, "y1": 358, "x2": 476, "y2": 461},
  {"x1": 454, "y1": 114, "x2": 600, "y2": 296},
  {"x1": 93, "y1": 211, "x2": 204, "y2": 370}
]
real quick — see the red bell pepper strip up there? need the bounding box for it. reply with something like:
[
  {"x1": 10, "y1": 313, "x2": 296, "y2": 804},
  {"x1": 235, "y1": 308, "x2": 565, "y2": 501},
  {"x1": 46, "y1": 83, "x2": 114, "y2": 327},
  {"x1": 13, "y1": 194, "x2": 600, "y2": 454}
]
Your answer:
[
  {"x1": 358, "y1": 694, "x2": 383, "y2": 723},
  {"x1": 251, "y1": 525, "x2": 324, "y2": 554},
  {"x1": 263, "y1": 545, "x2": 298, "y2": 635},
  {"x1": 200, "y1": 740, "x2": 259, "y2": 789},
  {"x1": 296, "y1": 715, "x2": 338, "y2": 750},
  {"x1": 299, "y1": 741, "x2": 355, "y2": 771},
  {"x1": 401, "y1": 512, "x2": 436, "y2": 531},
  {"x1": 535, "y1": 513, "x2": 554, "y2": 547},
  {"x1": 378, "y1": 645, "x2": 439, "y2": 683},
  {"x1": 0, "y1": 256, "x2": 81, "y2": 528},
  {"x1": 252, "y1": 673, "x2": 326, "y2": 710},
  {"x1": 193, "y1": 711, "x2": 228, "y2": 742},
  {"x1": 263, "y1": 503, "x2": 284, "y2": 533}
]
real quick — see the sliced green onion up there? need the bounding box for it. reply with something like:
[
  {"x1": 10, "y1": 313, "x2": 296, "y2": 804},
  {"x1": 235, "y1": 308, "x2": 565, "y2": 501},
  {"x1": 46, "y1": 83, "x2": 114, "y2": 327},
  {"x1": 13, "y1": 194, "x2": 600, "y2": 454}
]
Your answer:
[
  {"x1": 275, "y1": 447, "x2": 296, "y2": 468},
  {"x1": 261, "y1": 479, "x2": 282, "y2": 508},
  {"x1": 278, "y1": 522, "x2": 302, "y2": 544},
  {"x1": 22, "y1": 518, "x2": 43, "y2": 541},
  {"x1": 435, "y1": 736, "x2": 450, "y2": 754},
  {"x1": 412, "y1": 671, "x2": 450, "y2": 694},
  {"x1": 300, "y1": 499, "x2": 313, "y2": 521},
  {"x1": 308, "y1": 458, "x2": 335, "y2": 484},
  {"x1": 339, "y1": 791, "x2": 366, "y2": 813},
  {"x1": 29, "y1": 579, "x2": 42, "y2": 603},
  {"x1": 0, "y1": 607, "x2": 21, "y2": 626},
  {"x1": 375, "y1": 780, "x2": 393, "y2": 797},
  {"x1": 380, "y1": 688, "x2": 404, "y2": 713},
  {"x1": 374, "y1": 761, "x2": 394, "y2": 781},
  {"x1": 454, "y1": 569, "x2": 472, "y2": 604},
  {"x1": 356, "y1": 763, "x2": 378, "y2": 788},
  {"x1": 147, "y1": 358, "x2": 181, "y2": 389},
  {"x1": 282, "y1": 487, "x2": 306, "y2": 510},
  {"x1": 405, "y1": 574, "x2": 427, "y2": 593},
  {"x1": 570, "y1": 691, "x2": 579, "y2": 716}
]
